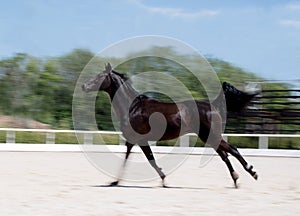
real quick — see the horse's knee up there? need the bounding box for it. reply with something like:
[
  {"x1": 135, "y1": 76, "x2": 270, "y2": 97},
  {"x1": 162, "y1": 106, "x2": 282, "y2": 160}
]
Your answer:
[
  {"x1": 229, "y1": 144, "x2": 238, "y2": 151},
  {"x1": 218, "y1": 150, "x2": 229, "y2": 162},
  {"x1": 149, "y1": 160, "x2": 157, "y2": 168},
  {"x1": 227, "y1": 144, "x2": 243, "y2": 158},
  {"x1": 221, "y1": 156, "x2": 228, "y2": 163}
]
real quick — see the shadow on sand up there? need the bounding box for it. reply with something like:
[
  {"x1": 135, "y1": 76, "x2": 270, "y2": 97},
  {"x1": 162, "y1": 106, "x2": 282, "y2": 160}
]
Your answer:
[{"x1": 91, "y1": 184, "x2": 208, "y2": 190}]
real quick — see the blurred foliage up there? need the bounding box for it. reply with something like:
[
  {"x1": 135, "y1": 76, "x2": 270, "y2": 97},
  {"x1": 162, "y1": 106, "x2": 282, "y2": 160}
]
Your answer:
[
  {"x1": 0, "y1": 49, "x2": 94, "y2": 129},
  {"x1": 269, "y1": 137, "x2": 300, "y2": 149},
  {"x1": 1, "y1": 47, "x2": 299, "y2": 149},
  {"x1": 0, "y1": 131, "x2": 5, "y2": 143},
  {"x1": 15, "y1": 131, "x2": 45, "y2": 144},
  {"x1": 209, "y1": 57, "x2": 260, "y2": 88},
  {"x1": 0, "y1": 47, "x2": 297, "y2": 136}
]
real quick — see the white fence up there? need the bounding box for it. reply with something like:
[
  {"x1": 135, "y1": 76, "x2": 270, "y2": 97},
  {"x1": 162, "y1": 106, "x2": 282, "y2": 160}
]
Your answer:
[{"x1": 1, "y1": 128, "x2": 300, "y2": 149}]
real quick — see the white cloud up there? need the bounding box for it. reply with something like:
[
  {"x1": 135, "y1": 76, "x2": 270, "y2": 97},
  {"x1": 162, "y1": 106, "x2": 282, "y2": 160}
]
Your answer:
[
  {"x1": 129, "y1": 0, "x2": 220, "y2": 19},
  {"x1": 280, "y1": 19, "x2": 300, "y2": 27},
  {"x1": 146, "y1": 6, "x2": 219, "y2": 19}
]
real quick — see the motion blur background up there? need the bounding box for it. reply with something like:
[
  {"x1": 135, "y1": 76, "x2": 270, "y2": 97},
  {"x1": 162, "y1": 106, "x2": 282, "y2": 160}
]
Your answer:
[{"x1": 0, "y1": 0, "x2": 299, "y2": 148}]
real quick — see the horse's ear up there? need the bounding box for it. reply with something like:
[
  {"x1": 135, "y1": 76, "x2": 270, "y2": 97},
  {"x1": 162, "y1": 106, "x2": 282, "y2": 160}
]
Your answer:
[{"x1": 105, "y1": 63, "x2": 112, "y2": 73}]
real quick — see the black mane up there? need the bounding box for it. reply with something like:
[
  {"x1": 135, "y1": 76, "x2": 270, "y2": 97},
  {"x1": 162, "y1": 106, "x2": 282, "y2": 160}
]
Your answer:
[
  {"x1": 110, "y1": 70, "x2": 140, "y2": 98},
  {"x1": 112, "y1": 70, "x2": 128, "y2": 81}
]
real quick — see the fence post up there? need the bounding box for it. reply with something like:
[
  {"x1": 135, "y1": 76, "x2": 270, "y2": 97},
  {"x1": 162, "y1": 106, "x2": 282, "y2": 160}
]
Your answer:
[
  {"x1": 223, "y1": 135, "x2": 228, "y2": 142},
  {"x1": 180, "y1": 135, "x2": 190, "y2": 147},
  {"x1": 46, "y1": 132, "x2": 55, "y2": 144},
  {"x1": 84, "y1": 133, "x2": 93, "y2": 145},
  {"x1": 119, "y1": 134, "x2": 126, "y2": 145},
  {"x1": 148, "y1": 141, "x2": 157, "y2": 146},
  {"x1": 259, "y1": 136, "x2": 268, "y2": 149},
  {"x1": 6, "y1": 131, "x2": 15, "y2": 144}
]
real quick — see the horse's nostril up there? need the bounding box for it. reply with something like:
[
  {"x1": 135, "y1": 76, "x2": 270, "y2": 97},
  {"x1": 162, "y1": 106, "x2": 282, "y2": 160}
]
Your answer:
[{"x1": 82, "y1": 84, "x2": 86, "y2": 91}]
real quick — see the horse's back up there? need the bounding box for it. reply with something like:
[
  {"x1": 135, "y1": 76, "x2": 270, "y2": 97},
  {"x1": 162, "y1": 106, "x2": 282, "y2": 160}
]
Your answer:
[{"x1": 127, "y1": 97, "x2": 221, "y2": 143}]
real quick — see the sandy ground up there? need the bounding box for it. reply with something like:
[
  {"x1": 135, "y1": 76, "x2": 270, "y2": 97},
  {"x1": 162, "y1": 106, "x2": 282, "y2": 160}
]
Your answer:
[{"x1": 0, "y1": 151, "x2": 300, "y2": 216}]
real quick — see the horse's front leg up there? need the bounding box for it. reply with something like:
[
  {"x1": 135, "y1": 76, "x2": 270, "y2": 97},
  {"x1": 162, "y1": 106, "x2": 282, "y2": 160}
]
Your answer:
[
  {"x1": 110, "y1": 141, "x2": 134, "y2": 186},
  {"x1": 139, "y1": 144, "x2": 166, "y2": 186}
]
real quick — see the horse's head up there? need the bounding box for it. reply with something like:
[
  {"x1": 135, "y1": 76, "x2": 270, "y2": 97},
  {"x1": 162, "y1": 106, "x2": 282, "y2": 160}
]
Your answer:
[{"x1": 82, "y1": 63, "x2": 113, "y2": 93}]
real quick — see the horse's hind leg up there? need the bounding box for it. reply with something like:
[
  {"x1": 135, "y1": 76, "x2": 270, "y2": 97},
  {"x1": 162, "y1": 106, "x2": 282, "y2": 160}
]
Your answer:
[
  {"x1": 217, "y1": 149, "x2": 239, "y2": 188},
  {"x1": 110, "y1": 141, "x2": 134, "y2": 186},
  {"x1": 220, "y1": 140, "x2": 258, "y2": 180},
  {"x1": 139, "y1": 144, "x2": 166, "y2": 186}
]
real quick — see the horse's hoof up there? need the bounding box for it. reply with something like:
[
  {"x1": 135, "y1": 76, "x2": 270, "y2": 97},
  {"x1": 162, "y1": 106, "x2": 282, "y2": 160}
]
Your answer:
[
  {"x1": 231, "y1": 171, "x2": 239, "y2": 189},
  {"x1": 234, "y1": 180, "x2": 239, "y2": 189},
  {"x1": 253, "y1": 173, "x2": 258, "y2": 180},
  {"x1": 109, "y1": 181, "x2": 119, "y2": 186},
  {"x1": 232, "y1": 171, "x2": 239, "y2": 181},
  {"x1": 246, "y1": 164, "x2": 253, "y2": 172},
  {"x1": 158, "y1": 169, "x2": 166, "y2": 181}
]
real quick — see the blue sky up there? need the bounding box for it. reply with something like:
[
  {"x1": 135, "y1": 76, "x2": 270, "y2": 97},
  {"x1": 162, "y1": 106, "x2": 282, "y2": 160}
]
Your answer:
[{"x1": 1, "y1": 0, "x2": 300, "y2": 80}]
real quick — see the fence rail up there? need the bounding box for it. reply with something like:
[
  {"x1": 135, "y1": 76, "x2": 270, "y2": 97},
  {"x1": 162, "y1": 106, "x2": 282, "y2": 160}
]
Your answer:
[
  {"x1": 1, "y1": 128, "x2": 300, "y2": 149},
  {"x1": 227, "y1": 84, "x2": 300, "y2": 133}
]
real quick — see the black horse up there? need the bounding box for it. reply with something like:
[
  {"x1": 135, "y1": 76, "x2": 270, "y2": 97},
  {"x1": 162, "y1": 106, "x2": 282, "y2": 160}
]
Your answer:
[{"x1": 82, "y1": 63, "x2": 258, "y2": 188}]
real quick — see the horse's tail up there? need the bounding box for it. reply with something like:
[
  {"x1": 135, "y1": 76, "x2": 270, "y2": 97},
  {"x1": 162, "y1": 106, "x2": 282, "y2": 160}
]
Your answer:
[{"x1": 213, "y1": 82, "x2": 258, "y2": 113}]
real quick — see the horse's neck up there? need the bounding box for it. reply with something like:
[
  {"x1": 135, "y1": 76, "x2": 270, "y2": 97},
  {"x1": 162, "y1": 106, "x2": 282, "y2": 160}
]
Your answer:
[{"x1": 107, "y1": 80, "x2": 139, "y2": 120}]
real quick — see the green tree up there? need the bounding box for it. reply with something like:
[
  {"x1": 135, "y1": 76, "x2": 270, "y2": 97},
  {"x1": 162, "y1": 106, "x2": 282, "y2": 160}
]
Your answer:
[
  {"x1": 0, "y1": 53, "x2": 29, "y2": 115},
  {"x1": 55, "y1": 49, "x2": 94, "y2": 128}
]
